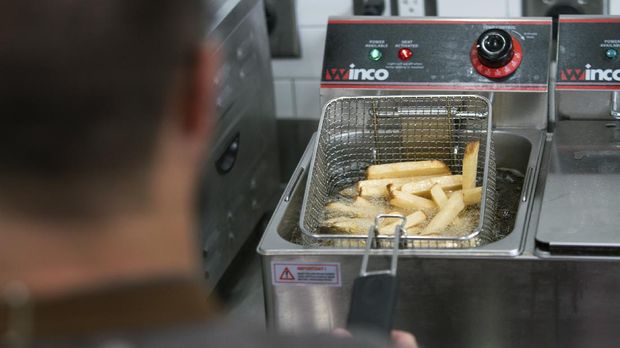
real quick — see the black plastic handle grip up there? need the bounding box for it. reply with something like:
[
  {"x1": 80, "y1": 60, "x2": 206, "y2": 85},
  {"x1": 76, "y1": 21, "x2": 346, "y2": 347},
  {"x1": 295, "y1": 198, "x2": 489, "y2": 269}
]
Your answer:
[
  {"x1": 215, "y1": 133, "x2": 240, "y2": 175},
  {"x1": 347, "y1": 273, "x2": 399, "y2": 338}
]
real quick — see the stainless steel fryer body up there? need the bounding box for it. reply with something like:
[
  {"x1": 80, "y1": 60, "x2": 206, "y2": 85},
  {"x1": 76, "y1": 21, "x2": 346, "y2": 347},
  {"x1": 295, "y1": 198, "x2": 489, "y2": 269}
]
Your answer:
[
  {"x1": 260, "y1": 250, "x2": 620, "y2": 348},
  {"x1": 258, "y1": 129, "x2": 620, "y2": 348}
]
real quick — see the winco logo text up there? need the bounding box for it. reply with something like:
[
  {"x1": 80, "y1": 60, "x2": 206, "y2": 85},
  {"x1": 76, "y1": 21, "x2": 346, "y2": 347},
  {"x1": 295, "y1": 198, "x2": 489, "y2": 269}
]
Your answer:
[
  {"x1": 560, "y1": 64, "x2": 620, "y2": 82},
  {"x1": 324, "y1": 64, "x2": 389, "y2": 81}
]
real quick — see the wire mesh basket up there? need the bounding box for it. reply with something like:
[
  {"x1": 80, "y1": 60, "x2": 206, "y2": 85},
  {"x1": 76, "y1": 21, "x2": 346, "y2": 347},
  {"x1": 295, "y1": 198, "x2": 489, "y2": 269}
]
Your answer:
[{"x1": 299, "y1": 95, "x2": 496, "y2": 249}]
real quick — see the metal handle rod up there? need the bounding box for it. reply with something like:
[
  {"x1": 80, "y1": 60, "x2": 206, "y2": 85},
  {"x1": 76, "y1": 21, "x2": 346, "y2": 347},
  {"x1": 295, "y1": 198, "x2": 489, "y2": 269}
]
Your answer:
[
  {"x1": 359, "y1": 214, "x2": 406, "y2": 277},
  {"x1": 611, "y1": 91, "x2": 620, "y2": 119}
]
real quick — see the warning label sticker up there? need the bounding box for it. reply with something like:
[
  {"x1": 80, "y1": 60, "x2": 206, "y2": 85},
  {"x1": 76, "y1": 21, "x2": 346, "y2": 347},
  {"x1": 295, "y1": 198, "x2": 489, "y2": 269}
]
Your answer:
[{"x1": 272, "y1": 262, "x2": 341, "y2": 287}]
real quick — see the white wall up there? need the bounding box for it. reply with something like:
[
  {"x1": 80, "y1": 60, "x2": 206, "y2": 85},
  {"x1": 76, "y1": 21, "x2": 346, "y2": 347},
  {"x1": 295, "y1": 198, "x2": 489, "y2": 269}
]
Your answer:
[
  {"x1": 272, "y1": 0, "x2": 617, "y2": 120},
  {"x1": 611, "y1": 0, "x2": 620, "y2": 14}
]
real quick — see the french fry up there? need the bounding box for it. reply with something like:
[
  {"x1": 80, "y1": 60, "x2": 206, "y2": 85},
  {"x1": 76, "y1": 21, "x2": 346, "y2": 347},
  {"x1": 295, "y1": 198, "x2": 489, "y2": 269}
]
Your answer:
[
  {"x1": 404, "y1": 227, "x2": 424, "y2": 236},
  {"x1": 463, "y1": 187, "x2": 482, "y2": 205},
  {"x1": 358, "y1": 175, "x2": 443, "y2": 191},
  {"x1": 352, "y1": 196, "x2": 373, "y2": 208},
  {"x1": 324, "y1": 201, "x2": 383, "y2": 218},
  {"x1": 388, "y1": 185, "x2": 437, "y2": 210},
  {"x1": 320, "y1": 217, "x2": 372, "y2": 234},
  {"x1": 367, "y1": 160, "x2": 450, "y2": 179},
  {"x1": 338, "y1": 185, "x2": 358, "y2": 198},
  {"x1": 379, "y1": 211, "x2": 427, "y2": 235},
  {"x1": 357, "y1": 175, "x2": 443, "y2": 198},
  {"x1": 325, "y1": 201, "x2": 355, "y2": 215},
  {"x1": 358, "y1": 185, "x2": 390, "y2": 199},
  {"x1": 423, "y1": 191, "x2": 465, "y2": 235},
  {"x1": 323, "y1": 216, "x2": 373, "y2": 225},
  {"x1": 430, "y1": 184, "x2": 449, "y2": 209},
  {"x1": 400, "y1": 175, "x2": 462, "y2": 196},
  {"x1": 450, "y1": 187, "x2": 483, "y2": 206},
  {"x1": 462, "y1": 141, "x2": 480, "y2": 190}
]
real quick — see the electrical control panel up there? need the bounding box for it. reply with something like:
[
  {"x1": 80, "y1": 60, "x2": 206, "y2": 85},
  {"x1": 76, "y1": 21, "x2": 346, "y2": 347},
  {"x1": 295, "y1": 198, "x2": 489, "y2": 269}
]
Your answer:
[
  {"x1": 320, "y1": 18, "x2": 552, "y2": 92},
  {"x1": 554, "y1": 16, "x2": 620, "y2": 121},
  {"x1": 556, "y1": 16, "x2": 620, "y2": 91}
]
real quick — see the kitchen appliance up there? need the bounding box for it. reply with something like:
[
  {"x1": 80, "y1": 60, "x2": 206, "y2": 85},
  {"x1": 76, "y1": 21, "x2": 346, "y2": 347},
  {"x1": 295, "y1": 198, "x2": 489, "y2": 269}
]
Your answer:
[
  {"x1": 259, "y1": 17, "x2": 560, "y2": 347},
  {"x1": 538, "y1": 16, "x2": 620, "y2": 254},
  {"x1": 199, "y1": 0, "x2": 279, "y2": 290}
]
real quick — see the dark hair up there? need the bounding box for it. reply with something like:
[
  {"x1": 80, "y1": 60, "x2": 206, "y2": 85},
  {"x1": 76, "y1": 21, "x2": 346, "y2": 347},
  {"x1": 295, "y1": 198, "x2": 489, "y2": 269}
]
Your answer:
[{"x1": 0, "y1": 0, "x2": 206, "y2": 211}]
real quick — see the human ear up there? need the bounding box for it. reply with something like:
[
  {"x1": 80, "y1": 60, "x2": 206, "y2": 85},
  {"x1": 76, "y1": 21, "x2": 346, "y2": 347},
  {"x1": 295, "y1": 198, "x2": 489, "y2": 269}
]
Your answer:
[{"x1": 182, "y1": 44, "x2": 219, "y2": 150}]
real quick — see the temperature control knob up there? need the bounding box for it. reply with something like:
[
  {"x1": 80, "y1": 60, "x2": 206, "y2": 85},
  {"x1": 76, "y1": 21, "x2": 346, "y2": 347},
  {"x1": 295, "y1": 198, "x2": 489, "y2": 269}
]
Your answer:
[
  {"x1": 470, "y1": 28, "x2": 523, "y2": 79},
  {"x1": 477, "y1": 29, "x2": 513, "y2": 68}
]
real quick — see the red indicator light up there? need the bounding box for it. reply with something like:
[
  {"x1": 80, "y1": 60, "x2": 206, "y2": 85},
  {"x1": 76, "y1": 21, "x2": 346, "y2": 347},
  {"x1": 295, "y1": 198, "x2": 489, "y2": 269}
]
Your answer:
[{"x1": 398, "y1": 48, "x2": 413, "y2": 61}]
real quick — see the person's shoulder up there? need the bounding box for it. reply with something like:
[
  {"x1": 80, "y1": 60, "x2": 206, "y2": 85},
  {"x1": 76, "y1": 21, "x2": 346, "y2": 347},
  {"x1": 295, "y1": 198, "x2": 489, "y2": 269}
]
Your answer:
[
  {"x1": 33, "y1": 320, "x2": 387, "y2": 348},
  {"x1": 203, "y1": 322, "x2": 387, "y2": 348}
]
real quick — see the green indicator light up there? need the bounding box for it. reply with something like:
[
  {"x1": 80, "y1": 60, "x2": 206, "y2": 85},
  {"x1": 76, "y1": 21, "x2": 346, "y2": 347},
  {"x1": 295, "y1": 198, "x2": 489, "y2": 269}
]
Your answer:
[
  {"x1": 606, "y1": 48, "x2": 618, "y2": 60},
  {"x1": 369, "y1": 48, "x2": 382, "y2": 61}
]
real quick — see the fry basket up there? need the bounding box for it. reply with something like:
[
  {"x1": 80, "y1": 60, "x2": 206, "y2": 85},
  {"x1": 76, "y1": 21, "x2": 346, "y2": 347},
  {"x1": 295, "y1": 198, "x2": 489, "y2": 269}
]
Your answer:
[{"x1": 299, "y1": 95, "x2": 496, "y2": 249}]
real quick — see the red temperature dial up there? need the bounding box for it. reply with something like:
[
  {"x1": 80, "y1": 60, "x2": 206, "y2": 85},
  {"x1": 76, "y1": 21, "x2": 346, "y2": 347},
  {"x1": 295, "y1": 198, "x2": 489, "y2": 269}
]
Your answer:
[
  {"x1": 471, "y1": 29, "x2": 522, "y2": 79},
  {"x1": 398, "y1": 48, "x2": 413, "y2": 61}
]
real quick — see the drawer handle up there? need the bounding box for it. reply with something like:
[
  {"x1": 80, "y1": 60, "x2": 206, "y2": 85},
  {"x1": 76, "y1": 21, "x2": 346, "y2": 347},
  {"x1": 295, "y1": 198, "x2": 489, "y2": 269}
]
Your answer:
[{"x1": 216, "y1": 133, "x2": 240, "y2": 175}]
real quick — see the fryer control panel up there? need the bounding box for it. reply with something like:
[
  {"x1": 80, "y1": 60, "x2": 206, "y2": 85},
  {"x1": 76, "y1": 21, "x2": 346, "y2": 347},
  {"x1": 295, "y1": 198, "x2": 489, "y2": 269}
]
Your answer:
[
  {"x1": 556, "y1": 16, "x2": 620, "y2": 91},
  {"x1": 321, "y1": 18, "x2": 551, "y2": 92}
]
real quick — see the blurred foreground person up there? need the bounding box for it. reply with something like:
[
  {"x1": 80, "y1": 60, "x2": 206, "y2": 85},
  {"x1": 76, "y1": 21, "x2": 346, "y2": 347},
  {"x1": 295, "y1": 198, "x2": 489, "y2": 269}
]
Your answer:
[{"x1": 0, "y1": 1, "x2": 416, "y2": 347}]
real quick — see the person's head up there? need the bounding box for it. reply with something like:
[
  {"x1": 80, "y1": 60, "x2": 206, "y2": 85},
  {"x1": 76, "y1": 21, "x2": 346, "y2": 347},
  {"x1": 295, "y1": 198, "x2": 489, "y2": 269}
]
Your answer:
[{"x1": 0, "y1": 0, "x2": 216, "y2": 219}]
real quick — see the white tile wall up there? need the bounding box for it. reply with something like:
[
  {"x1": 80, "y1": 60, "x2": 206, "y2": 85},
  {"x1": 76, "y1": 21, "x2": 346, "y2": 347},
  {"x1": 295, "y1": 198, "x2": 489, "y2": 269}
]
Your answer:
[
  {"x1": 296, "y1": 0, "x2": 353, "y2": 27},
  {"x1": 506, "y1": 0, "x2": 521, "y2": 17},
  {"x1": 437, "y1": 0, "x2": 511, "y2": 17},
  {"x1": 271, "y1": 27, "x2": 327, "y2": 79},
  {"x1": 611, "y1": 0, "x2": 620, "y2": 15},
  {"x1": 293, "y1": 79, "x2": 321, "y2": 119},
  {"x1": 273, "y1": 79, "x2": 295, "y2": 118},
  {"x1": 272, "y1": 27, "x2": 327, "y2": 119}
]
